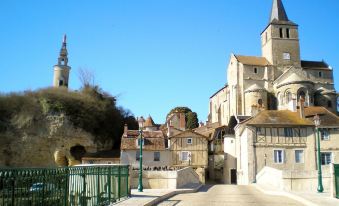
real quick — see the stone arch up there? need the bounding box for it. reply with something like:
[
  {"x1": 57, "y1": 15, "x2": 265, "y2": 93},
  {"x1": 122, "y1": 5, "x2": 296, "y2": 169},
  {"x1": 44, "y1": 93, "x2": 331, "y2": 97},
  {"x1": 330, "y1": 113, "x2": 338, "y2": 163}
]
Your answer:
[
  {"x1": 70, "y1": 145, "x2": 86, "y2": 162},
  {"x1": 297, "y1": 87, "x2": 309, "y2": 106}
]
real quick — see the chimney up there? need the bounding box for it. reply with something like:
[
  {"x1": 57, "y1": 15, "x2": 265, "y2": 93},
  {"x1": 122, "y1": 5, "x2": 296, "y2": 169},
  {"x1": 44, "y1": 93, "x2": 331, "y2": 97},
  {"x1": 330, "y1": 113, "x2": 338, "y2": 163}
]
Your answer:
[
  {"x1": 299, "y1": 97, "x2": 305, "y2": 119},
  {"x1": 124, "y1": 124, "x2": 128, "y2": 134},
  {"x1": 179, "y1": 113, "x2": 186, "y2": 130},
  {"x1": 288, "y1": 98, "x2": 297, "y2": 112}
]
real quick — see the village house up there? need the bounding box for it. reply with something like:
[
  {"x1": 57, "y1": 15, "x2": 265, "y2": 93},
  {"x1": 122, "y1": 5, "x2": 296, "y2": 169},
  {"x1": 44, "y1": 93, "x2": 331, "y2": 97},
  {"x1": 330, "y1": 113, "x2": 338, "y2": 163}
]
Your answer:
[{"x1": 120, "y1": 116, "x2": 171, "y2": 169}]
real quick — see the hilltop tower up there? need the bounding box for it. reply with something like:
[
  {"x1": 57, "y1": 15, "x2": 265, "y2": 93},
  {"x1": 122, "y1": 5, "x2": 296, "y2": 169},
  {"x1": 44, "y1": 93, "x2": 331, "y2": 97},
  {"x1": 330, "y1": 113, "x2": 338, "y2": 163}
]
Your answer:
[
  {"x1": 53, "y1": 35, "x2": 71, "y2": 88},
  {"x1": 261, "y1": 0, "x2": 301, "y2": 72}
]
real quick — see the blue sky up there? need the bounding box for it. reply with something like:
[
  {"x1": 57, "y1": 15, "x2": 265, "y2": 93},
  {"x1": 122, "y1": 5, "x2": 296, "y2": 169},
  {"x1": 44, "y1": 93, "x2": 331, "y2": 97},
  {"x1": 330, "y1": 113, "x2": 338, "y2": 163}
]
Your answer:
[{"x1": 0, "y1": 0, "x2": 338, "y2": 123}]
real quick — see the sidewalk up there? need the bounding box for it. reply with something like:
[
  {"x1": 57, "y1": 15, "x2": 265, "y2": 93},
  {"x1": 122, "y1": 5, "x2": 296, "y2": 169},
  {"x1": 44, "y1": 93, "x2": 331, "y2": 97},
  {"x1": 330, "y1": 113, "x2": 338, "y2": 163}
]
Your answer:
[
  {"x1": 113, "y1": 183, "x2": 202, "y2": 206},
  {"x1": 254, "y1": 184, "x2": 339, "y2": 206}
]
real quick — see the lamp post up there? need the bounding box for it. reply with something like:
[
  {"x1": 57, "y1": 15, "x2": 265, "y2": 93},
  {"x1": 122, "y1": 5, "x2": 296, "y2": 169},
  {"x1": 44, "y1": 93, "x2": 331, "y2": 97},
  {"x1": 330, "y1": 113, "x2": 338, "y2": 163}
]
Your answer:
[
  {"x1": 137, "y1": 116, "x2": 145, "y2": 192},
  {"x1": 314, "y1": 114, "x2": 324, "y2": 193}
]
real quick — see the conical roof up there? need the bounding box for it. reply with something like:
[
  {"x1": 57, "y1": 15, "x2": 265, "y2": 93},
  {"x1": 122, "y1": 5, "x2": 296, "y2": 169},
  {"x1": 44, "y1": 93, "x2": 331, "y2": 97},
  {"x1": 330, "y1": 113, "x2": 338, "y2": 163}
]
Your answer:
[{"x1": 144, "y1": 115, "x2": 155, "y2": 127}]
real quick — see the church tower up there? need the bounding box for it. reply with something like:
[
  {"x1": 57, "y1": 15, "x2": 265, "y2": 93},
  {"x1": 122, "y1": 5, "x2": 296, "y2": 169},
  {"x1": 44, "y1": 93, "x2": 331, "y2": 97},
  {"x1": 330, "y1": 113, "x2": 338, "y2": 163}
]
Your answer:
[
  {"x1": 261, "y1": 0, "x2": 301, "y2": 69},
  {"x1": 53, "y1": 35, "x2": 71, "y2": 88}
]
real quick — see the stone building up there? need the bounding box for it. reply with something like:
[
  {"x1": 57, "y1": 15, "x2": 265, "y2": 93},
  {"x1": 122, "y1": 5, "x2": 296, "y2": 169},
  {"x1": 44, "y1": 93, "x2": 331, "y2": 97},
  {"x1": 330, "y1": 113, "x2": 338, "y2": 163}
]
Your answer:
[
  {"x1": 120, "y1": 116, "x2": 171, "y2": 169},
  {"x1": 235, "y1": 104, "x2": 339, "y2": 192},
  {"x1": 53, "y1": 35, "x2": 71, "y2": 88},
  {"x1": 209, "y1": 0, "x2": 338, "y2": 126}
]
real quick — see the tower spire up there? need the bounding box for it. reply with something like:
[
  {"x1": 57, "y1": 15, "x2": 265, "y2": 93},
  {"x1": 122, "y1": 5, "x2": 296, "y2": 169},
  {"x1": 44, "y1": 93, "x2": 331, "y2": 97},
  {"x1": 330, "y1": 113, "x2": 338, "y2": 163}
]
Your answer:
[
  {"x1": 58, "y1": 34, "x2": 68, "y2": 66},
  {"x1": 270, "y1": 0, "x2": 289, "y2": 23}
]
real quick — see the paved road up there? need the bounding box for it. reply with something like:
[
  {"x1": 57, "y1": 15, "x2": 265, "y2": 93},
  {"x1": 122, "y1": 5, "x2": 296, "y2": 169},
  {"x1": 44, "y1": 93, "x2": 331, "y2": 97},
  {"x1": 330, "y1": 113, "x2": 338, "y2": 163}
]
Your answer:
[{"x1": 157, "y1": 185, "x2": 304, "y2": 206}]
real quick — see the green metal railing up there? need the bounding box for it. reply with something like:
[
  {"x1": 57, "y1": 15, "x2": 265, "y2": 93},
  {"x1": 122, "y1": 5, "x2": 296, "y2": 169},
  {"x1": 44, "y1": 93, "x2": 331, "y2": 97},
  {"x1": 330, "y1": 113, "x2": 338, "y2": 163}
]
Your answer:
[{"x1": 0, "y1": 165, "x2": 129, "y2": 206}]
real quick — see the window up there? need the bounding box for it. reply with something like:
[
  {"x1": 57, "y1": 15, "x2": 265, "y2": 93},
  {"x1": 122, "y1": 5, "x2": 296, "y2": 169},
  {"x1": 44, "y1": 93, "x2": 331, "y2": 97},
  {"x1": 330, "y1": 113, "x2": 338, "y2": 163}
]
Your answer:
[
  {"x1": 321, "y1": 152, "x2": 332, "y2": 165},
  {"x1": 286, "y1": 92, "x2": 292, "y2": 104},
  {"x1": 136, "y1": 151, "x2": 140, "y2": 161},
  {"x1": 284, "y1": 128, "x2": 293, "y2": 137},
  {"x1": 320, "y1": 129, "x2": 330, "y2": 141},
  {"x1": 274, "y1": 150, "x2": 284, "y2": 164},
  {"x1": 279, "y1": 28, "x2": 283, "y2": 38},
  {"x1": 286, "y1": 28, "x2": 290, "y2": 38},
  {"x1": 283, "y1": 52, "x2": 291, "y2": 60},
  {"x1": 187, "y1": 138, "x2": 192, "y2": 144},
  {"x1": 256, "y1": 127, "x2": 263, "y2": 135},
  {"x1": 254, "y1": 67, "x2": 258, "y2": 74},
  {"x1": 327, "y1": 101, "x2": 332, "y2": 108},
  {"x1": 180, "y1": 151, "x2": 190, "y2": 161},
  {"x1": 295, "y1": 150, "x2": 304, "y2": 163},
  {"x1": 59, "y1": 80, "x2": 64, "y2": 86},
  {"x1": 258, "y1": 99, "x2": 263, "y2": 107},
  {"x1": 318, "y1": 72, "x2": 323, "y2": 78},
  {"x1": 136, "y1": 139, "x2": 144, "y2": 147},
  {"x1": 154, "y1": 152, "x2": 160, "y2": 161}
]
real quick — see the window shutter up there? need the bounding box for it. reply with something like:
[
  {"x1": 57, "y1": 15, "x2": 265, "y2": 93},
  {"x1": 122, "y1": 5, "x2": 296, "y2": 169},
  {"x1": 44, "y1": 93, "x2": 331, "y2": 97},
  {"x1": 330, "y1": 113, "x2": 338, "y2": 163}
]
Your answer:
[
  {"x1": 179, "y1": 152, "x2": 182, "y2": 161},
  {"x1": 283, "y1": 150, "x2": 286, "y2": 163}
]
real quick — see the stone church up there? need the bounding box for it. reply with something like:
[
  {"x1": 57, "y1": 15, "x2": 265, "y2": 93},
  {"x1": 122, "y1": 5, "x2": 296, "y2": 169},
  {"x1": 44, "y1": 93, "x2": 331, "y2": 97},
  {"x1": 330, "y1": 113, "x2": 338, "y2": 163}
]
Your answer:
[{"x1": 209, "y1": 0, "x2": 338, "y2": 126}]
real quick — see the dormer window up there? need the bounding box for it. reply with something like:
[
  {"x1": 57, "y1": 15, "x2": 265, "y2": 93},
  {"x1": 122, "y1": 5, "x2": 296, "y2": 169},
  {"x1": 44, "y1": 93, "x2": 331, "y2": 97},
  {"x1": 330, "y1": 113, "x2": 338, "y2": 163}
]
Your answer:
[
  {"x1": 279, "y1": 28, "x2": 283, "y2": 38},
  {"x1": 286, "y1": 28, "x2": 290, "y2": 38},
  {"x1": 254, "y1": 68, "x2": 258, "y2": 74}
]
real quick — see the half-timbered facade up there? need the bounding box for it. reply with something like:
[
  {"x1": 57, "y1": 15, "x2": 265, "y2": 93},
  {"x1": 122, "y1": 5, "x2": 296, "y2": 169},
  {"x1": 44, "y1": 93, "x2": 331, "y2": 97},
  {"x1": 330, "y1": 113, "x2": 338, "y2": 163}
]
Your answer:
[
  {"x1": 169, "y1": 130, "x2": 208, "y2": 168},
  {"x1": 235, "y1": 110, "x2": 315, "y2": 185}
]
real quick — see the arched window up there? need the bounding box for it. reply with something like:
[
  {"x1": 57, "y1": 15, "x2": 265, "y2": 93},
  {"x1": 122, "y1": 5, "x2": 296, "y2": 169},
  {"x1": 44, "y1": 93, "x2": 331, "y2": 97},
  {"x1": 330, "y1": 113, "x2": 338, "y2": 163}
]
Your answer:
[
  {"x1": 286, "y1": 91, "x2": 292, "y2": 104},
  {"x1": 258, "y1": 99, "x2": 263, "y2": 107},
  {"x1": 254, "y1": 68, "x2": 258, "y2": 74}
]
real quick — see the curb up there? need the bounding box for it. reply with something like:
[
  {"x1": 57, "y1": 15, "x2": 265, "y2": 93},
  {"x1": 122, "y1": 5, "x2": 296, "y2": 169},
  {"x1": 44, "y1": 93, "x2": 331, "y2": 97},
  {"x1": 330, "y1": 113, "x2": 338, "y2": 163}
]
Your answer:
[
  {"x1": 252, "y1": 184, "x2": 317, "y2": 206},
  {"x1": 144, "y1": 184, "x2": 203, "y2": 206}
]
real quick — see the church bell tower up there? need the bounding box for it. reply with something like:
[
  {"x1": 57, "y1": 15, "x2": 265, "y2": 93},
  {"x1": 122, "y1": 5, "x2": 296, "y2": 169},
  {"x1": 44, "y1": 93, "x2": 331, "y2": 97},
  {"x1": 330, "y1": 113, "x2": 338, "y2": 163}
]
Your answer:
[
  {"x1": 261, "y1": 0, "x2": 301, "y2": 69},
  {"x1": 53, "y1": 35, "x2": 71, "y2": 88}
]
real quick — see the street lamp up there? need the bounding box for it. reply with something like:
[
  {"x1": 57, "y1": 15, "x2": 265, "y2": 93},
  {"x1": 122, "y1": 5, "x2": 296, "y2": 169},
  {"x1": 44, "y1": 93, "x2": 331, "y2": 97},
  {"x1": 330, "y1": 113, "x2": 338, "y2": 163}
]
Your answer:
[
  {"x1": 137, "y1": 116, "x2": 145, "y2": 192},
  {"x1": 314, "y1": 114, "x2": 324, "y2": 193}
]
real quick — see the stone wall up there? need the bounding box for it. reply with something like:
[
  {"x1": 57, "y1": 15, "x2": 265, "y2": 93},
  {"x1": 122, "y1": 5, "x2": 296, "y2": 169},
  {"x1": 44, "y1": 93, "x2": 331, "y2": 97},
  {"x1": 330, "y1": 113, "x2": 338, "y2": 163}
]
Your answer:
[
  {"x1": 0, "y1": 113, "x2": 111, "y2": 167},
  {"x1": 256, "y1": 166, "x2": 332, "y2": 192},
  {"x1": 130, "y1": 167, "x2": 200, "y2": 189}
]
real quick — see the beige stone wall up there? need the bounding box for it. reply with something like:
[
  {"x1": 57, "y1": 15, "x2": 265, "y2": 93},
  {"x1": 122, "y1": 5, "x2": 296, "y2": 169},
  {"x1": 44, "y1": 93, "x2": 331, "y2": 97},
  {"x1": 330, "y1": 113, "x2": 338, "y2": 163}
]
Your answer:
[
  {"x1": 53, "y1": 65, "x2": 70, "y2": 87},
  {"x1": 120, "y1": 150, "x2": 171, "y2": 169},
  {"x1": 130, "y1": 167, "x2": 200, "y2": 189},
  {"x1": 261, "y1": 24, "x2": 300, "y2": 67},
  {"x1": 244, "y1": 91, "x2": 268, "y2": 115}
]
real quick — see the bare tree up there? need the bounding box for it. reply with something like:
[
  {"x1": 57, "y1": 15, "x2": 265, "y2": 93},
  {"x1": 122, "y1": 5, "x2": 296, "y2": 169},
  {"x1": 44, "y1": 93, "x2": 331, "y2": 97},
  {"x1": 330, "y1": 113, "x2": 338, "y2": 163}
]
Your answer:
[{"x1": 78, "y1": 68, "x2": 95, "y2": 88}]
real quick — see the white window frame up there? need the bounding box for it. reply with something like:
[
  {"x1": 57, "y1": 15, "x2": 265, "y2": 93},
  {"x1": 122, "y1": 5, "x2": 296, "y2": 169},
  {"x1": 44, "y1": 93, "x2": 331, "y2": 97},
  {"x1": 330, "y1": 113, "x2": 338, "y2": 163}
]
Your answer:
[
  {"x1": 321, "y1": 152, "x2": 332, "y2": 165},
  {"x1": 187, "y1": 138, "x2": 193, "y2": 144},
  {"x1": 274, "y1": 149, "x2": 285, "y2": 164},
  {"x1": 180, "y1": 151, "x2": 191, "y2": 161},
  {"x1": 294, "y1": 149, "x2": 304, "y2": 164},
  {"x1": 320, "y1": 129, "x2": 330, "y2": 141}
]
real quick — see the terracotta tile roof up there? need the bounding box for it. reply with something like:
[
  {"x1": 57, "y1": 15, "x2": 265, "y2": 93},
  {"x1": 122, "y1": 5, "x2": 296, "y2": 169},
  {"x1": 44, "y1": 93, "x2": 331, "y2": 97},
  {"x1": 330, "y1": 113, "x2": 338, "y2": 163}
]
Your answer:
[
  {"x1": 121, "y1": 130, "x2": 166, "y2": 151},
  {"x1": 234, "y1": 55, "x2": 271, "y2": 66},
  {"x1": 245, "y1": 110, "x2": 314, "y2": 127},
  {"x1": 144, "y1": 115, "x2": 156, "y2": 127},
  {"x1": 169, "y1": 130, "x2": 209, "y2": 139},
  {"x1": 302, "y1": 107, "x2": 339, "y2": 128}
]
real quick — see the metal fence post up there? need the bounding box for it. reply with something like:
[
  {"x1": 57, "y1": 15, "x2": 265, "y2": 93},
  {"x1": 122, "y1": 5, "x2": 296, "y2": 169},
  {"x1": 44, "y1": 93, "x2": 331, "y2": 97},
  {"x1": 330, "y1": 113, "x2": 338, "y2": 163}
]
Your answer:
[
  {"x1": 118, "y1": 166, "x2": 121, "y2": 201},
  {"x1": 108, "y1": 167, "x2": 111, "y2": 204}
]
